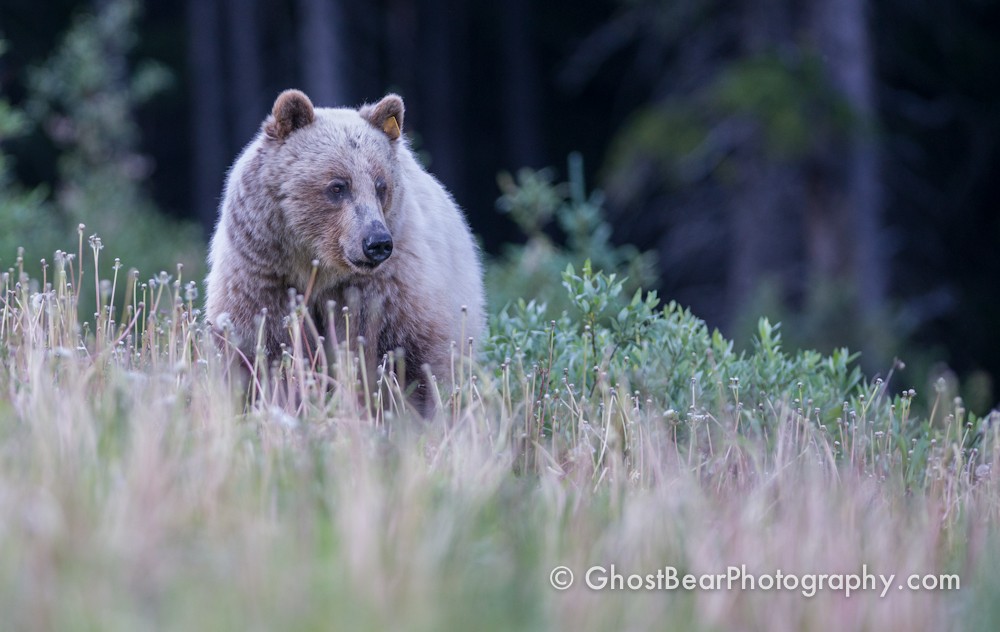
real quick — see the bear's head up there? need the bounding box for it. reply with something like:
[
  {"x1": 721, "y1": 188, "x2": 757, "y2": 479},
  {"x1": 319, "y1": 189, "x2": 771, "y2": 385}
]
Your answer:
[{"x1": 263, "y1": 89, "x2": 406, "y2": 276}]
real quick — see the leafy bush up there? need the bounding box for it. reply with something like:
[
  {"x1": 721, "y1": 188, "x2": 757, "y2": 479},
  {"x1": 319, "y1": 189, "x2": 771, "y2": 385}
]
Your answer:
[
  {"x1": 486, "y1": 258, "x2": 863, "y2": 437},
  {"x1": 486, "y1": 153, "x2": 657, "y2": 315}
]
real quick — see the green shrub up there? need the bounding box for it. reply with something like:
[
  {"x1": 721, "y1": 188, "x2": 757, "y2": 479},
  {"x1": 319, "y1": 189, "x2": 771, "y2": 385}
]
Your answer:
[{"x1": 486, "y1": 153, "x2": 657, "y2": 316}]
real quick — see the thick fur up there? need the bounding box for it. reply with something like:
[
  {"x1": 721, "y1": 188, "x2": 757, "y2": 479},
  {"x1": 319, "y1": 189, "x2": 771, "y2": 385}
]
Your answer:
[{"x1": 206, "y1": 90, "x2": 485, "y2": 415}]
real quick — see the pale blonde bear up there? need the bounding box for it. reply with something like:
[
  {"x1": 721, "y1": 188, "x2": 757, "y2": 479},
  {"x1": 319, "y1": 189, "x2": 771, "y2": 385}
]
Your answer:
[{"x1": 206, "y1": 89, "x2": 485, "y2": 415}]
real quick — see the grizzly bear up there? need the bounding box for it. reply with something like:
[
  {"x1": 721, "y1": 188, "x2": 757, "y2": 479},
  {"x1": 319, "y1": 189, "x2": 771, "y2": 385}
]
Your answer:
[{"x1": 205, "y1": 89, "x2": 485, "y2": 415}]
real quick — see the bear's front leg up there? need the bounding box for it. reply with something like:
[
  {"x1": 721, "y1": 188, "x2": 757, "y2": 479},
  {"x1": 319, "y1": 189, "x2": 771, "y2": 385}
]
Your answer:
[{"x1": 219, "y1": 281, "x2": 293, "y2": 372}]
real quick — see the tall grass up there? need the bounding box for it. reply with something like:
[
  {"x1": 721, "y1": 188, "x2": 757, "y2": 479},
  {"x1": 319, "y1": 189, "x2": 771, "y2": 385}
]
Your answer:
[{"x1": 1, "y1": 235, "x2": 998, "y2": 631}]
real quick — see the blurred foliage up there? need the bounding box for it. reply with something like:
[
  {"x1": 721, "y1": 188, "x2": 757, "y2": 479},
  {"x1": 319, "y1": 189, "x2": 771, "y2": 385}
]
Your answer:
[
  {"x1": 712, "y1": 52, "x2": 857, "y2": 157},
  {"x1": 0, "y1": 43, "x2": 62, "y2": 266},
  {"x1": 486, "y1": 153, "x2": 658, "y2": 316},
  {"x1": 606, "y1": 50, "x2": 856, "y2": 197},
  {"x1": 0, "y1": 0, "x2": 203, "y2": 290}
]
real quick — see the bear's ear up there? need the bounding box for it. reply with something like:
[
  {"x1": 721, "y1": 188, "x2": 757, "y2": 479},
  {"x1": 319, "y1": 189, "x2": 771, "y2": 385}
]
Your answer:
[
  {"x1": 360, "y1": 94, "x2": 405, "y2": 142},
  {"x1": 266, "y1": 89, "x2": 315, "y2": 140}
]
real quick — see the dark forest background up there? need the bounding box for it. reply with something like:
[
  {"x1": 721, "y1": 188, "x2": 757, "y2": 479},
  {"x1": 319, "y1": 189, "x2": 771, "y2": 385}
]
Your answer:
[{"x1": 0, "y1": 0, "x2": 998, "y2": 413}]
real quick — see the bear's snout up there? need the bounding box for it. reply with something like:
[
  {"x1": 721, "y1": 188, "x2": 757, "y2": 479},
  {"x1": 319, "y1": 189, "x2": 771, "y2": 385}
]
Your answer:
[{"x1": 362, "y1": 226, "x2": 393, "y2": 266}]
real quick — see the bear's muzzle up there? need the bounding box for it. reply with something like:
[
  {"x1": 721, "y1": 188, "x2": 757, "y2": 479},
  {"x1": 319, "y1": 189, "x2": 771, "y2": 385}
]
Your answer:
[{"x1": 362, "y1": 225, "x2": 393, "y2": 266}]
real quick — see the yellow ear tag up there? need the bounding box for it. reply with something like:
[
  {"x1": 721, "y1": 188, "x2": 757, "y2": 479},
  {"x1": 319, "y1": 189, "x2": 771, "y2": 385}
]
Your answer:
[{"x1": 383, "y1": 116, "x2": 400, "y2": 140}]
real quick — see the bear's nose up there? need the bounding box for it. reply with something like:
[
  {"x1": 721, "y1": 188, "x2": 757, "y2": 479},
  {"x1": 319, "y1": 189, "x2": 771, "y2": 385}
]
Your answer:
[{"x1": 362, "y1": 231, "x2": 393, "y2": 265}]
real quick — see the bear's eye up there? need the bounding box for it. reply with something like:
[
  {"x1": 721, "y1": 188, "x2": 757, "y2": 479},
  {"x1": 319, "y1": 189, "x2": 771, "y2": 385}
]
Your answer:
[
  {"x1": 374, "y1": 177, "x2": 388, "y2": 201},
  {"x1": 326, "y1": 180, "x2": 350, "y2": 201}
]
